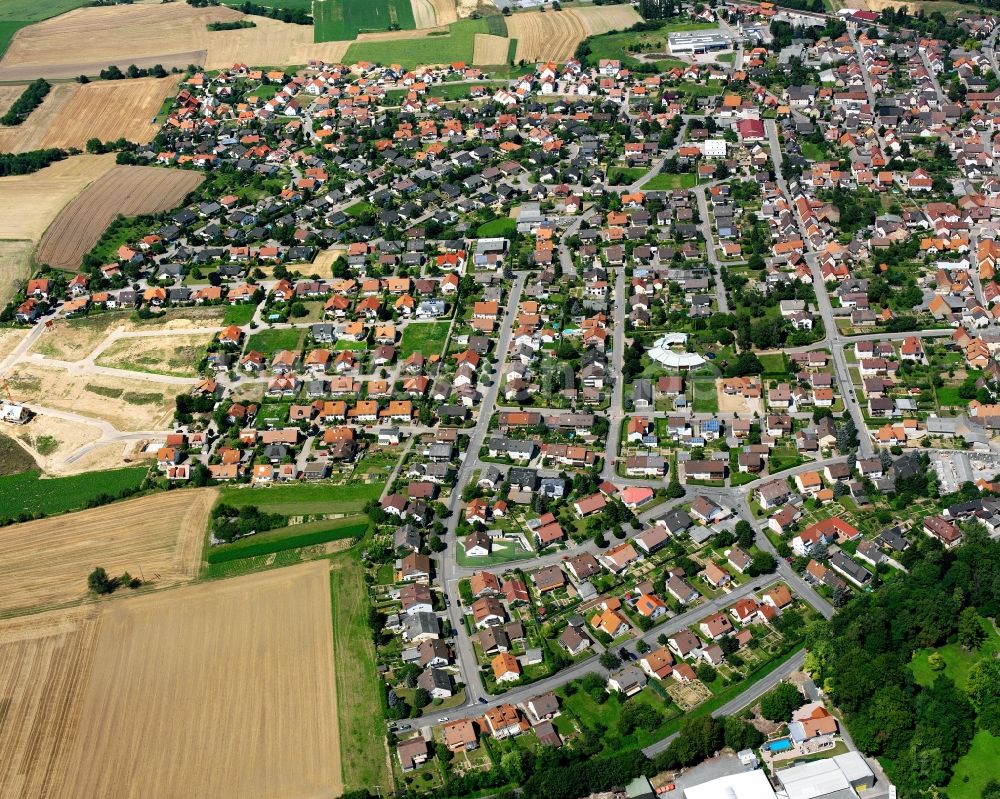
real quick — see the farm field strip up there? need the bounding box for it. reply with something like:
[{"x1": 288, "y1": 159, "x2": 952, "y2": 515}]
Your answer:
[
  {"x1": 0, "y1": 561, "x2": 343, "y2": 799},
  {"x1": 472, "y1": 32, "x2": 509, "y2": 65},
  {"x1": 506, "y1": 9, "x2": 589, "y2": 64},
  {"x1": 35, "y1": 164, "x2": 203, "y2": 270},
  {"x1": 0, "y1": 153, "x2": 116, "y2": 242},
  {"x1": 0, "y1": 488, "x2": 214, "y2": 615}
]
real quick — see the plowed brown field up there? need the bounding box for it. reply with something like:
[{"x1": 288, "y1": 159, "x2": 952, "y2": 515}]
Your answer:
[
  {"x1": 36, "y1": 165, "x2": 203, "y2": 270},
  {"x1": 0, "y1": 561, "x2": 342, "y2": 799},
  {"x1": 0, "y1": 488, "x2": 215, "y2": 616}
]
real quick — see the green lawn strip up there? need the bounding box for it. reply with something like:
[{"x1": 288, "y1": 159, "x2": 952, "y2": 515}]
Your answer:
[
  {"x1": 217, "y1": 481, "x2": 384, "y2": 515},
  {"x1": 344, "y1": 18, "x2": 489, "y2": 70},
  {"x1": 456, "y1": 541, "x2": 536, "y2": 568},
  {"x1": 582, "y1": 21, "x2": 716, "y2": 70},
  {"x1": 399, "y1": 320, "x2": 450, "y2": 358},
  {"x1": 945, "y1": 731, "x2": 1000, "y2": 799},
  {"x1": 0, "y1": 467, "x2": 148, "y2": 522},
  {"x1": 206, "y1": 515, "x2": 370, "y2": 563},
  {"x1": 330, "y1": 550, "x2": 391, "y2": 791}
]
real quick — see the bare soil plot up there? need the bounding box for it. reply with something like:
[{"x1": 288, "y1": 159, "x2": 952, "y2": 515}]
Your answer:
[
  {"x1": 574, "y1": 3, "x2": 643, "y2": 35},
  {"x1": 6, "y1": 412, "x2": 102, "y2": 475},
  {"x1": 507, "y1": 9, "x2": 588, "y2": 63},
  {"x1": 0, "y1": 239, "x2": 32, "y2": 307},
  {"x1": 0, "y1": 561, "x2": 342, "y2": 799},
  {"x1": 8, "y1": 363, "x2": 184, "y2": 430},
  {"x1": 473, "y1": 32, "x2": 509, "y2": 65},
  {"x1": 95, "y1": 331, "x2": 216, "y2": 377},
  {"x1": 0, "y1": 153, "x2": 116, "y2": 242},
  {"x1": 0, "y1": 326, "x2": 28, "y2": 355},
  {"x1": 29, "y1": 307, "x2": 225, "y2": 362},
  {"x1": 0, "y1": 488, "x2": 214, "y2": 616},
  {"x1": 37, "y1": 76, "x2": 179, "y2": 151},
  {"x1": 0, "y1": 82, "x2": 76, "y2": 153},
  {"x1": 305, "y1": 247, "x2": 348, "y2": 279},
  {"x1": 36, "y1": 165, "x2": 203, "y2": 270}
]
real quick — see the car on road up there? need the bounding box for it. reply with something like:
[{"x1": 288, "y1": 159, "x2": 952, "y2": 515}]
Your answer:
[
  {"x1": 478, "y1": 698, "x2": 487, "y2": 704},
  {"x1": 437, "y1": 717, "x2": 449, "y2": 722}
]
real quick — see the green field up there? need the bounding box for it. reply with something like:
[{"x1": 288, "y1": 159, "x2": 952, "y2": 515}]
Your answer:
[
  {"x1": 399, "y1": 320, "x2": 450, "y2": 358},
  {"x1": 643, "y1": 172, "x2": 697, "y2": 190},
  {"x1": 330, "y1": 550, "x2": 390, "y2": 791},
  {"x1": 800, "y1": 142, "x2": 826, "y2": 162},
  {"x1": 206, "y1": 515, "x2": 369, "y2": 563},
  {"x1": 909, "y1": 615, "x2": 1000, "y2": 691},
  {"x1": 477, "y1": 216, "x2": 517, "y2": 238},
  {"x1": 759, "y1": 352, "x2": 788, "y2": 376},
  {"x1": 217, "y1": 481, "x2": 384, "y2": 515},
  {"x1": 608, "y1": 166, "x2": 646, "y2": 186},
  {"x1": 344, "y1": 18, "x2": 490, "y2": 69},
  {"x1": 0, "y1": 467, "x2": 148, "y2": 522},
  {"x1": 314, "y1": 0, "x2": 415, "y2": 42},
  {"x1": 245, "y1": 327, "x2": 303, "y2": 355},
  {"x1": 945, "y1": 731, "x2": 1000, "y2": 799}
]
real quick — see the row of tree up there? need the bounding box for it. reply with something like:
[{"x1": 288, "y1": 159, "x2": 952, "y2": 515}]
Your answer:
[{"x1": 0, "y1": 79, "x2": 50, "y2": 126}]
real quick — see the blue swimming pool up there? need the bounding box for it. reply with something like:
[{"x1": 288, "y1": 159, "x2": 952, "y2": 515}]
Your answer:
[{"x1": 766, "y1": 738, "x2": 793, "y2": 752}]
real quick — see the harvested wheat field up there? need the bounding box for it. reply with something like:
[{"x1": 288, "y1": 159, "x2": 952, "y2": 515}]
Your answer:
[
  {"x1": 9, "y1": 363, "x2": 185, "y2": 431},
  {"x1": 37, "y1": 77, "x2": 179, "y2": 151},
  {"x1": 0, "y1": 3, "x2": 231, "y2": 81},
  {"x1": 0, "y1": 326, "x2": 28, "y2": 355},
  {"x1": 0, "y1": 83, "x2": 76, "y2": 153},
  {"x1": 36, "y1": 165, "x2": 203, "y2": 271},
  {"x1": 430, "y1": 0, "x2": 459, "y2": 25},
  {"x1": 473, "y1": 33, "x2": 510, "y2": 65},
  {"x1": 0, "y1": 84, "x2": 26, "y2": 117},
  {"x1": 0, "y1": 561, "x2": 342, "y2": 799},
  {"x1": 0, "y1": 154, "x2": 116, "y2": 242},
  {"x1": 412, "y1": 0, "x2": 438, "y2": 28},
  {"x1": 0, "y1": 488, "x2": 215, "y2": 616},
  {"x1": 574, "y1": 3, "x2": 643, "y2": 35},
  {"x1": 0, "y1": 3, "x2": 352, "y2": 80},
  {"x1": 508, "y1": 9, "x2": 588, "y2": 63},
  {"x1": 95, "y1": 331, "x2": 216, "y2": 378},
  {"x1": 0, "y1": 239, "x2": 32, "y2": 307}
]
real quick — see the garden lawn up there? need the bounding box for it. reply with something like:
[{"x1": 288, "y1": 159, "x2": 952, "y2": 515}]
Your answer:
[
  {"x1": 608, "y1": 166, "x2": 646, "y2": 185},
  {"x1": 692, "y1": 380, "x2": 719, "y2": 413},
  {"x1": 399, "y1": 320, "x2": 450, "y2": 358},
  {"x1": 477, "y1": 217, "x2": 517, "y2": 238},
  {"x1": 800, "y1": 142, "x2": 826, "y2": 161},
  {"x1": 313, "y1": 0, "x2": 414, "y2": 42},
  {"x1": 245, "y1": 327, "x2": 303, "y2": 355},
  {"x1": 945, "y1": 731, "x2": 1000, "y2": 799},
  {"x1": 222, "y1": 303, "x2": 256, "y2": 325},
  {"x1": 643, "y1": 173, "x2": 697, "y2": 189},
  {"x1": 217, "y1": 481, "x2": 384, "y2": 515},
  {"x1": 0, "y1": 467, "x2": 148, "y2": 522},
  {"x1": 758, "y1": 353, "x2": 787, "y2": 376},
  {"x1": 909, "y1": 615, "x2": 1000, "y2": 691},
  {"x1": 344, "y1": 18, "x2": 489, "y2": 69}
]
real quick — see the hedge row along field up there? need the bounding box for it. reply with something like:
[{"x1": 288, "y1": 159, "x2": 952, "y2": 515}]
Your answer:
[{"x1": 206, "y1": 516, "x2": 370, "y2": 562}]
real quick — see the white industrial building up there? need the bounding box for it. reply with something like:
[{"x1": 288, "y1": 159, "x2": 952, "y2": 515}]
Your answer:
[
  {"x1": 668, "y1": 29, "x2": 730, "y2": 55},
  {"x1": 684, "y1": 770, "x2": 777, "y2": 799},
  {"x1": 776, "y1": 753, "x2": 876, "y2": 799}
]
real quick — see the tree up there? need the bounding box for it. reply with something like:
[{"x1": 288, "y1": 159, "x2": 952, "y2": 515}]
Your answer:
[
  {"x1": 599, "y1": 650, "x2": 621, "y2": 670},
  {"x1": 927, "y1": 651, "x2": 945, "y2": 671},
  {"x1": 696, "y1": 663, "x2": 716, "y2": 683},
  {"x1": 957, "y1": 607, "x2": 985, "y2": 650},
  {"x1": 759, "y1": 682, "x2": 804, "y2": 722},
  {"x1": 413, "y1": 688, "x2": 431, "y2": 708},
  {"x1": 735, "y1": 520, "x2": 755, "y2": 550},
  {"x1": 87, "y1": 566, "x2": 115, "y2": 595},
  {"x1": 747, "y1": 551, "x2": 777, "y2": 576},
  {"x1": 724, "y1": 716, "x2": 764, "y2": 751},
  {"x1": 618, "y1": 700, "x2": 662, "y2": 734},
  {"x1": 967, "y1": 658, "x2": 1000, "y2": 735}
]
